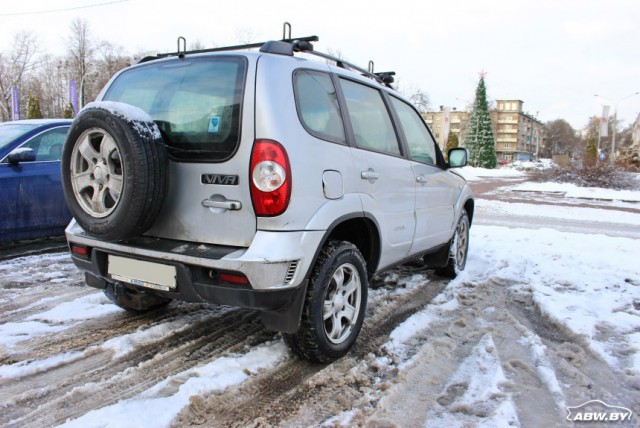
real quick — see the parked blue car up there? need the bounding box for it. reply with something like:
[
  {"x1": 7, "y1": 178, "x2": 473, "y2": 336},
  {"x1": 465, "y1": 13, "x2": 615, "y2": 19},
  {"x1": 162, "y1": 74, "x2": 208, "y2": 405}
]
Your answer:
[{"x1": 0, "y1": 119, "x2": 73, "y2": 243}]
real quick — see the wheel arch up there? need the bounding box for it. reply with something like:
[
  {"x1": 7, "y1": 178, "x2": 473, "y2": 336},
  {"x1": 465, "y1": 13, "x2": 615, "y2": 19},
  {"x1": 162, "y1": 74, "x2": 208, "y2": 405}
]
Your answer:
[
  {"x1": 305, "y1": 213, "x2": 381, "y2": 281},
  {"x1": 464, "y1": 197, "x2": 475, "y2": 225}
]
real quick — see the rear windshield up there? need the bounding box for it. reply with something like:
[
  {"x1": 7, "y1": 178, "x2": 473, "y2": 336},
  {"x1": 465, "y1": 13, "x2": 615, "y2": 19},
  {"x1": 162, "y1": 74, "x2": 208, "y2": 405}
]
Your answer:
[{"x1": 104, "y1": 56, "x2": 247, "y2": 162}]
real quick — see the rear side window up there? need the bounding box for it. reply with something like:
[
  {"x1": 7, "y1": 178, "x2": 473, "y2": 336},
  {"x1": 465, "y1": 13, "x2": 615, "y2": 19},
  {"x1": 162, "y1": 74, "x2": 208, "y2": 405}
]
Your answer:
[
  {"x1": 390, "y1": 97, "x2": 436, "y2": 164},
  {"x1": 340, "y1": 78, "x2": 400, "y2": 156},
  {"x1": 104, "y1": 56, "x2": 246, "y2": 162},
  {"x1": 293, "y1": 70, "x2": 345, "y2": 144}
]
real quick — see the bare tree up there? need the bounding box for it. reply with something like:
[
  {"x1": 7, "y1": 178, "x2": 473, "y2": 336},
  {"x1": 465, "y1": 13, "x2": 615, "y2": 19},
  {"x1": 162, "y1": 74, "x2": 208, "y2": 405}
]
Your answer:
[
  {"x1": 66, "y1": 18, "x2": 95, "y2": 108},
  {"x1": 543, "y1": 119, "x2": 579, "y2": 158},
  {"x1": 92, "y1": 41, "x2": 130, "y2": 100},
  {"x1": 396, "y1": 81, "x2": 431, "y2": 113},
  {"x1": 0, "y1": 31, "x2": 40, "y2": 121}
]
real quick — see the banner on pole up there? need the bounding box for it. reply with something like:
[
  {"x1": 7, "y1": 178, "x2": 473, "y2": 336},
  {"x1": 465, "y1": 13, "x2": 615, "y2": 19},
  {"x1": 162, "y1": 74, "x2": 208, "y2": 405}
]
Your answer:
[
  {"x1": 69, "y1": 80, "x2": 78, "y2": 115},
  {"x1": 442, "y1": 107, "x2": 451, "y2": 143},
  {"x1": 600, "y1": 105, "x2": 610, "y2": 137},
  {"x1": 11, "y1": 86, "x2": 20, "y2": 121}
]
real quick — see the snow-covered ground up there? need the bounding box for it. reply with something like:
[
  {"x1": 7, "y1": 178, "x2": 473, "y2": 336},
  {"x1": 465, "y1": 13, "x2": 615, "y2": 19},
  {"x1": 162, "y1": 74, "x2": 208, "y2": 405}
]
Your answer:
[{"x1": 1, "y1": 172, "x2": 639, "y2": 427}]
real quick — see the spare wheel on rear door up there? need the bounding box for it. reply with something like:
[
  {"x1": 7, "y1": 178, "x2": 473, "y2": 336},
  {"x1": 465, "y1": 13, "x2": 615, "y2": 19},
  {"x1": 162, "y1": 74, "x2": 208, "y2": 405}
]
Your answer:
[{"x1": 61, "y1": 101, "x2": 169, "y2": 242}]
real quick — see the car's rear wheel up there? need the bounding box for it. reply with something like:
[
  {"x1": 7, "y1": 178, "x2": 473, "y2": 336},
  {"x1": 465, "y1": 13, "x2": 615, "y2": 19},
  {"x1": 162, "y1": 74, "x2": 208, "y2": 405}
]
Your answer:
[
  {"x1": 436, "y1": 210, "x2": 470, "y2": 278},
  {"x1": 61, "y1": 103, "x2": 168, "y2": 242},
  {"x1": 284, "y1": 241, "x2": 368, "y2": 363}
]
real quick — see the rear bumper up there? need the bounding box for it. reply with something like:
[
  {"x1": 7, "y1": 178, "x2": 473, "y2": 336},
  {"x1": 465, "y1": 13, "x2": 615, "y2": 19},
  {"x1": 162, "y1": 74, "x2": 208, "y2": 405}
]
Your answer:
[
  {"x1": 66, "y1": 220, "x2": 323, "y2": 290},
  {"x1": 65, "y1": 221, "x2": 323, "y2": 332}
]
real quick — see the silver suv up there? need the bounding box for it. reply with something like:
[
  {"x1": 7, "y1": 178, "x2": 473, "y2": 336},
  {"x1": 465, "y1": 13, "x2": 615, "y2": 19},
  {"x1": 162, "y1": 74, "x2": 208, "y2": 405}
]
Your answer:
[{"x1": 62, "y1": 31, "x2": 474, "y2": 362}]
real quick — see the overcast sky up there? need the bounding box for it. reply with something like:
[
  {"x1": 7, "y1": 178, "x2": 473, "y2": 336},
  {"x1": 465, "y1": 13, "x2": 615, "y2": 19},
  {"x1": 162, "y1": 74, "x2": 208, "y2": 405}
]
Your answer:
[{"x1": 1, "y1": 0, "x2": 638, "y2": 129}]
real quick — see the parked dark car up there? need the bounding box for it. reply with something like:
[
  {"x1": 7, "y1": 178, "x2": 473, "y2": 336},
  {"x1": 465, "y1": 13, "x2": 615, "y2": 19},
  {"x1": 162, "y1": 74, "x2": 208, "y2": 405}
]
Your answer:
[{"x1": 0, "y1": 119, "x2": 73, "y2": 242}]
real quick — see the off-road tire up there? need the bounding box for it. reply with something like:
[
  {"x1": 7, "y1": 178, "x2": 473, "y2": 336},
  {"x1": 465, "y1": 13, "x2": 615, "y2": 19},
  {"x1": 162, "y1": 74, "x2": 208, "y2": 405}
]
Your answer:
[
  {"x1": 284, "y1": 241, "x2": 368, "y2": 363},
  {"x1": 436, "y1": 210, "x2": 470, "y2": 278},
  {"x1": 61, "y1": 104, "x2": 168, "y2": 241}
]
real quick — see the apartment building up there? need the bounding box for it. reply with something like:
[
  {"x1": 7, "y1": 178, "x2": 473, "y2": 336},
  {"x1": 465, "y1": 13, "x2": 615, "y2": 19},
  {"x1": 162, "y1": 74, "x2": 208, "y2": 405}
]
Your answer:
[
  {"x1": 422, "y1": 108, "x2": 470, "y2": 148},
  {"x1": 422, "y1": 100, "x2": 544, "y2": 162}
]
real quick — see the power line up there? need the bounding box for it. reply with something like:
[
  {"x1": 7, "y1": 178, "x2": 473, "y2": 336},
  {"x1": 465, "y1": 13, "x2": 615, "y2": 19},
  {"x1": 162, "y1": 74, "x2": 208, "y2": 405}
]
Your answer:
[{"x1": 0, "y1": 0, "x2": 128, "y2": 17}]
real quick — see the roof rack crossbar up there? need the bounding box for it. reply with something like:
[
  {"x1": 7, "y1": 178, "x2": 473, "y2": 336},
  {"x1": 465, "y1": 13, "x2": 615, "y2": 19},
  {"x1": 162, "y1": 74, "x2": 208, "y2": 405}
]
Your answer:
[
  {"x1": 137, "y1": 22, "x2": 395, "y2": 88},
  {"x1": 305, "y1": 50, "x2": 395, "y2": 88},
  {"x1": 150, "y1": 35, "x2": 319, "y2": 60}
]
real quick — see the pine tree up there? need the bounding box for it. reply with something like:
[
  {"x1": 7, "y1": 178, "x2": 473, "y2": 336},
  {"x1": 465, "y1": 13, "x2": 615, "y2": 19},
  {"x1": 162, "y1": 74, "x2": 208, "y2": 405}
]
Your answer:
[
  {"x1": 63, "y1": 102, "x2": 75, "y2": 119},
  {"x1": 26, "y1": 94, "x2": 43, "y2": 119},
  {"x1": 584, "y1": 133, "x2": 598, "y2": 167},
  {"x1": 444, "y1": 132, "x2": 459, "y2": 161},
  {"x1": 464, "y1": 75, "x2": 497, "y2": 168}
]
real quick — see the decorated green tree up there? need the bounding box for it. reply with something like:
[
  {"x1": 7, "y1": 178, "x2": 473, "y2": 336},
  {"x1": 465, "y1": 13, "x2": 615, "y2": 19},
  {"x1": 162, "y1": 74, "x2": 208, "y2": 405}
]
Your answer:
[
  {"x1": 26, "y1": 94, "x2": 43, "y2": 119},
  {"x1": 464, "y1": 74, "x2": 497, "y2": 168}
]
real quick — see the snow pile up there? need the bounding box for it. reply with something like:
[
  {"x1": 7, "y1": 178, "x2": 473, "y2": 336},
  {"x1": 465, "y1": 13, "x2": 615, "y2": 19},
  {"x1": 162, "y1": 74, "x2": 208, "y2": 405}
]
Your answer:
[
  {"x1": 476, "y1": 199, "x2": 640, "y2": 225},
  {"x1": 456, "y1": 166, "x2": 525, "y2": 181},
  {"x1": 511, "y1": 181, "x2": 640, "y2": 202},
  {"x1": 509, "y1": 159, "x2": 556, "y2": 171}
]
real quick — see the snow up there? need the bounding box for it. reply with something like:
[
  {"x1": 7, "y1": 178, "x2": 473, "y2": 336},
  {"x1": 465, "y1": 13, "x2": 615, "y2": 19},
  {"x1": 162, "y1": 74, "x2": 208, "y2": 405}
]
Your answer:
[
  {"x1": 0, "y1": 321, "x2": 68, "y2": 347},
  {"x1": 26, "y1": 293, "x2": 122, "y2": 323},
  {"x1": 82, "y1": 101, "x2": 162, "y2": 139},
  {"x1": 468, "y1": 226, "x2": 640, "y2": 373},
  {"x1": 59, "y1": 341, "x2": 288, "y2": 428},
  {"x1": 0, "y1": 292, "x2": 121, "y2": 348},
  {"x1": 425, "y1": 334, "x2": 520, "y2": 427},
  {"x1": 512, "y1": 181, "x2": 640, "y2": 202},
  {"x1": 456, "y1": 166, "x2": 525, "y2": 181},
  {"x1": 476, "y1": 199, "x2": 640, "y2": 225},
  {"x1": 83, "y1": 101, "x2": 153, "y2": 123}
]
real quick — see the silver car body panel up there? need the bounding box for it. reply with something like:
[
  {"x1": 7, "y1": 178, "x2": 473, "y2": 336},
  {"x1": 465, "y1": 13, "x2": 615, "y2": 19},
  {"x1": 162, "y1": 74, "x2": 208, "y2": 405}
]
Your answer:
[{"x1": 66, "y1": 49, "x2": 474, "y2": 293}]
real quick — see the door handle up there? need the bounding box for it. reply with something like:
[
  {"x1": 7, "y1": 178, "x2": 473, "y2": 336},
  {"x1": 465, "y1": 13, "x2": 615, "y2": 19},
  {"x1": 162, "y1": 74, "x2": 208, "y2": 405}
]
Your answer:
[
  {"x1": 416, "y1": 175, "x2": 428, "y2": 184},
  {"x1": 201, "y1": 199, "x2": 242, "y2": 210},
  {"x1": 361, "y1": 170, "x2": 380, "y2": 182}
]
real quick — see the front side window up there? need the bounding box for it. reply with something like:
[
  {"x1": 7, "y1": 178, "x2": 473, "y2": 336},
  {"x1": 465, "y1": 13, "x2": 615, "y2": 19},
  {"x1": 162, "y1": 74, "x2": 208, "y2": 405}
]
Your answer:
[
  {"x1": 390, "y1": 97, "x2": 436, "y2": 165},
  {"x1": 294, "y1": 70, "x2": 345, "y2": 144},
  {"x1": 18, "y1": 127, "x2": 69, "y2": 161},
  {"x1": 340, "y1": 78, "x2": 400, "y2": 156},
  {"x1": 104, "y1": 56, "x2": 246, "y2": 161}
]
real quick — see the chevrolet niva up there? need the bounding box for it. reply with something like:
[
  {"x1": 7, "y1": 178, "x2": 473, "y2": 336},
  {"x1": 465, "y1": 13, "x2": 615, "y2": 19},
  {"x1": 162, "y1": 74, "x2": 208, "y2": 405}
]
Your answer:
[{"x1": 62, "y1": 29, "x2": 474, "y2": 362}]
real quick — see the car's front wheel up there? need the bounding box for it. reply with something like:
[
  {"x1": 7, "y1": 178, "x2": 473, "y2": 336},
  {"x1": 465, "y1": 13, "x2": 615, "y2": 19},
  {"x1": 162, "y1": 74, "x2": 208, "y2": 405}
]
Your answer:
[
  {"x1": 436, "y1": 210, "x2": 470, "y2": 278},
  {"x1": 284, "y1": 241, "x2": 368, "y2": 363}
]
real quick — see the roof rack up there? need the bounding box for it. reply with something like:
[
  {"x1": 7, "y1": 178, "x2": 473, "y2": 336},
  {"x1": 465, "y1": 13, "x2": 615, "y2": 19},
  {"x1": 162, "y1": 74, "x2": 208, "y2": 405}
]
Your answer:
[{"x1": 138, "y1": 22, "x2": 396, "y2": 88}]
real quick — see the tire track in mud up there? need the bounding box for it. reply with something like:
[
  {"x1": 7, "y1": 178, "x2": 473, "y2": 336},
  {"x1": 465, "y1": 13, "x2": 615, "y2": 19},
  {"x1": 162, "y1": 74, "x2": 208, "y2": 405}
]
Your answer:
[
  {"x1": 362, "y1": 278, "x2": 640, "y2": 427},
  {"x1": 2, "y1": 305, "x2": 278, "y2": 427},
  {"x1": 171, "y1": 271, "x2": 450, "y2": 427}
]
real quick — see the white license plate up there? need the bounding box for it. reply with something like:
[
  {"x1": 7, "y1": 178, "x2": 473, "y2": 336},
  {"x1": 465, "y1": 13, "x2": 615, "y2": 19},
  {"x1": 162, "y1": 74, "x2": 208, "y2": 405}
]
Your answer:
[{"x1": 107, "y1": 255, "x2": 176, "y2": 292}]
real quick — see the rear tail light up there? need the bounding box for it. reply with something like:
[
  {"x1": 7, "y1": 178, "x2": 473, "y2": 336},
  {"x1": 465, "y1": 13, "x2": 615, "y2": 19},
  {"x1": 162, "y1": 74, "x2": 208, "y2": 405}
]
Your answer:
[{"x1": 250, "y1": 139, "x2": 291, "y2": 216}]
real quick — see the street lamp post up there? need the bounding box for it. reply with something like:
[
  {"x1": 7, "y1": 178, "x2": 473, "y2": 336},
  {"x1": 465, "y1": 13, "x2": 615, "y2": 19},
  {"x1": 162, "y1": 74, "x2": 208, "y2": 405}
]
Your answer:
[
  {"x1": 594, "y1": 92, "x2": 640, "y2": 164},
  {"x1": 79, "y1": 70, "x2": 98, "y2": 109}
]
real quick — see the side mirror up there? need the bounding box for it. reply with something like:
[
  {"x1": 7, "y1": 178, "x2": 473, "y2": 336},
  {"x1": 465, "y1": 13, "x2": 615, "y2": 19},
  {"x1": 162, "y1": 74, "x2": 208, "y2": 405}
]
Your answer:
[
  {"x1": 7, "y1": 148, "x2": 37, "y2": 165},
  {"x1": 448, "y1": 148, "x2": 468, "y2": 168}
]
